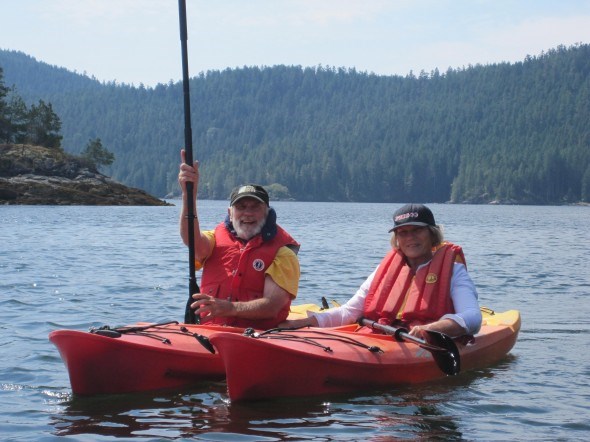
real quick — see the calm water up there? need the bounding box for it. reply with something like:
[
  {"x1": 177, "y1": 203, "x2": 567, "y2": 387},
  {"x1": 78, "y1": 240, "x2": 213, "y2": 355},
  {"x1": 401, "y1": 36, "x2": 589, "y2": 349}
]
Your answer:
[{"x1": 1, "y1": 202, "x2": 589, "y2": 441}]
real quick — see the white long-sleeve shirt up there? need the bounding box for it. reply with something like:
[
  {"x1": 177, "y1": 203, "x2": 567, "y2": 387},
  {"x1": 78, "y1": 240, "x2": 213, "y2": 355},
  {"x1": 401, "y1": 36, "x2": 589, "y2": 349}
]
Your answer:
[{"x1": 312, "y1": 262, "x2": 482, "y2": 335}]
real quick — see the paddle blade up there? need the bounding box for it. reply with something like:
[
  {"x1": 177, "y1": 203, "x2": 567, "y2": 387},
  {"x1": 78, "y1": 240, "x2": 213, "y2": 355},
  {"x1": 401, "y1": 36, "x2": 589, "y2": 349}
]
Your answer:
[{"x1": 422, "y1": 330, "x2": 461, "y2": 376}]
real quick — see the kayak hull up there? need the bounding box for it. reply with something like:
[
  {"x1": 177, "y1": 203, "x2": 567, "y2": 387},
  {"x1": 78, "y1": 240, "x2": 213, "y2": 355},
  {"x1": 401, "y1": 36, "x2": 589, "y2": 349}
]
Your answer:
[
  {"x1": 49, "y1": 323, "x2": 237, "y2": 395},
  {"x1": 49, "y1": 303, "x2": 326, "y2": 396},
  {"x1": 210, "y1": 309, "x2": 520, "y2": 401}
]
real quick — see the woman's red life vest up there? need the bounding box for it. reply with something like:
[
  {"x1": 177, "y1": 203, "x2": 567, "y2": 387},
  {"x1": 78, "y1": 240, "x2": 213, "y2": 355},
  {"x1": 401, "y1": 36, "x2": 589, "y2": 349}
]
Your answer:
[
  {"x1": 199, "y1": 222, "x2": 299, "y2": 329},
  {"x1": 362, "y1": 242, "x2": 466, "y2": 329}
]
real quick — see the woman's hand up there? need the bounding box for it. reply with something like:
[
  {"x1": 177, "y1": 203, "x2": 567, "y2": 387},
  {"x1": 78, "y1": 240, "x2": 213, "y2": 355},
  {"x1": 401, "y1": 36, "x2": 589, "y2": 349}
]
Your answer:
[
  {"x1": 409, "y1": 318, "x2": 466, "y2": 339},
  {"x1": 409, "y1": 324, "x2": 430, "y2": 339}
]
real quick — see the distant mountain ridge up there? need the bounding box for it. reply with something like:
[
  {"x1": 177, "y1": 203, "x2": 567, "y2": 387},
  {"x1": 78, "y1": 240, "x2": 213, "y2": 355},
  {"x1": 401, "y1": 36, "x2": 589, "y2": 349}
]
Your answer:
[{"x1": 1, "y1": 45, "x2": 589, "y2": 204}]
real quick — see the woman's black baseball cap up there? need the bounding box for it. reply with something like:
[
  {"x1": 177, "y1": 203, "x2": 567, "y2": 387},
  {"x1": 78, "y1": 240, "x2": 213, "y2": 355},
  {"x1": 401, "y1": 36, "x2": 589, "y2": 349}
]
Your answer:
[{"x1": 389, "y1": 203, "x2": 436, "y2": 232}]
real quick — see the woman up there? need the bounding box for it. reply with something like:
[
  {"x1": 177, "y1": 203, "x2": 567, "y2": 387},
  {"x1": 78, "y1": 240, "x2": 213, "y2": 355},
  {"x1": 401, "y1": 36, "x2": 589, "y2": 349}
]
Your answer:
[{"x1": 280, "y1": 204, "x2": 482, "y2": 338}]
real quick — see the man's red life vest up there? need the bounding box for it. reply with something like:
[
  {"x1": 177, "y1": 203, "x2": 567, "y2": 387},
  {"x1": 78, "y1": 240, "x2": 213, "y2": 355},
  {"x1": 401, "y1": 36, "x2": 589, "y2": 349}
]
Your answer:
[
  {"x1": 363, "y1": 242, "x2": 466, "y2": 329},
  {"x1": 199, "y1": 222, "x2": 299, "y2": 329}
]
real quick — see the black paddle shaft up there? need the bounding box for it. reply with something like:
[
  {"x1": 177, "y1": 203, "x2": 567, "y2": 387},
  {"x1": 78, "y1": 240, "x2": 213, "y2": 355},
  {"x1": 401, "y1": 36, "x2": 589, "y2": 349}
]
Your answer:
[{"x1": 178, "y1": 0, "x2": 199, "y2": 324}]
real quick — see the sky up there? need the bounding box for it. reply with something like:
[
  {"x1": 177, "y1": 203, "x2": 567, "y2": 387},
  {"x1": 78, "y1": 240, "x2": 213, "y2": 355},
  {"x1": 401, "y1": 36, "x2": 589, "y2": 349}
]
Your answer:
[{"x1": 2, "y1": 0, "x2": 590, "y2": 87}]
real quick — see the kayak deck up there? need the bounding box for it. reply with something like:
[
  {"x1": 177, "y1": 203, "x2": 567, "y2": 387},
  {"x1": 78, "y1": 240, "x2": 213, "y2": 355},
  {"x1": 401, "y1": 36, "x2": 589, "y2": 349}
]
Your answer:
[
  {"x1": 209, "y1": 308, "x2": 520, "y2": 401},
  {"x1": 49, "y1": 303, "x2": 329, "y2": 396},
  {"x1": 49, "y1": 305, "x2": 519, "y2": 399}
]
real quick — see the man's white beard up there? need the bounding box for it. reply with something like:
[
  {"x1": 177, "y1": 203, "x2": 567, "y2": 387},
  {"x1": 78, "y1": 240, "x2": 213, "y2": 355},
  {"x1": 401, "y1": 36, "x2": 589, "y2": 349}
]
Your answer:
[{"x1": 234, "y1": 217, "x2": 265, "y2": 240}]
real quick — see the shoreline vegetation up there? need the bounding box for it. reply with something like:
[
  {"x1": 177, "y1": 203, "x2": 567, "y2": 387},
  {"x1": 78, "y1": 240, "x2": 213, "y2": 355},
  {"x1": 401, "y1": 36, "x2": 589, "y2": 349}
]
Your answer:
[
  {"x1": 2, "y1": 143, "x2": 587, "y2": 207},
  {"x1": 2, "y1": 45, "x2": 589, "y2": 205}
]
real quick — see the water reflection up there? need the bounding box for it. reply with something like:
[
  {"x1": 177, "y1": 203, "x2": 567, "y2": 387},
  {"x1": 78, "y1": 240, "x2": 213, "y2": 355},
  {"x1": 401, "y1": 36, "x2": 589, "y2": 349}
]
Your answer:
[
  {"x1": 48, "y1": 364, "x2": 507, "y2": 441},
  {"x1": 51, "y1": 383, "x2": 227, "y2": 439}
]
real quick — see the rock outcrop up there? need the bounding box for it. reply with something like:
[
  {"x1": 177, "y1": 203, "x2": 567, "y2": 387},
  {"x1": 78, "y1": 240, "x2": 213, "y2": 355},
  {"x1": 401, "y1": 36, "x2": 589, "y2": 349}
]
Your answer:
[{"x1": 0, "y1": 144, "x2": 171, "y2": 206}]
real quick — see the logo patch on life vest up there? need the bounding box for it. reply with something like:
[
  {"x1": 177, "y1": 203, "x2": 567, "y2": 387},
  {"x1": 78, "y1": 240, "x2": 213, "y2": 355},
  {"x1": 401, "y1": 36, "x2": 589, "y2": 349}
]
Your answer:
[
  {"x1": 426, "y1": 273, "x2": 438, "y2": 283},
  {"x1": 252, "y1": 259, "x2": 265, "y2": 271}
]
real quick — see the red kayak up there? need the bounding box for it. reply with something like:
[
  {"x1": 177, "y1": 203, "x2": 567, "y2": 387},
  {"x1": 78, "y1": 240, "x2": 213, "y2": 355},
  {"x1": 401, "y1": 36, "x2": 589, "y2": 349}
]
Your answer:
[
  {"x1": 49, "y1": 322, "x2": 239, "y2": 395},
  {"x1": 49, "y1": 303, "x2": 327, "y2": 396},
  {"x1": 209, "y1": 308, "x2": 520, "y2": 401}
]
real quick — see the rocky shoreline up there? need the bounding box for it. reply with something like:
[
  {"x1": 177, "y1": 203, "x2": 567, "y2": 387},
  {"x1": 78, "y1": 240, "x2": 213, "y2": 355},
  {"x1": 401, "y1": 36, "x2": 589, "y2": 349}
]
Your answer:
[{"x1": 0, "y1": 144, "x2": 171, "y2": 206}]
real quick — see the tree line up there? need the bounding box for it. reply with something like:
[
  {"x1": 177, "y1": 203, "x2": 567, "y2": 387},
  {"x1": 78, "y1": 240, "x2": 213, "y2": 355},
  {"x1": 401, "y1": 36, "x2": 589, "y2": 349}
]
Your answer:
[
  {"x1": 0, "y1": 72, "x2": 62, "y2": 149},
  {"x1": 1, "y1": 43, "x2": 588, "y2": 204},
  {"x1": 0, "y1": 67, "x2": 114, "y2": 171}
]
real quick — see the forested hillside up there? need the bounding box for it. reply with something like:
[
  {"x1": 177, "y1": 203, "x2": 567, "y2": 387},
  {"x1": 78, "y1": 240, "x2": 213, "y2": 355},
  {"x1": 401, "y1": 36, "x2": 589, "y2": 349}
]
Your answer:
[{"x1": 1, "y1": 44, "x2": 589, "y2": 204}]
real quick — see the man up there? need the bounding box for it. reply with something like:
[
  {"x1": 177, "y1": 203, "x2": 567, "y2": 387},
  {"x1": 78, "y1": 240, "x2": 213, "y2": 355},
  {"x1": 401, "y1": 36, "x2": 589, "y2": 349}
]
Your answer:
[{"x1": 178, "y1": 150, "x2": 300, "y2": 328}]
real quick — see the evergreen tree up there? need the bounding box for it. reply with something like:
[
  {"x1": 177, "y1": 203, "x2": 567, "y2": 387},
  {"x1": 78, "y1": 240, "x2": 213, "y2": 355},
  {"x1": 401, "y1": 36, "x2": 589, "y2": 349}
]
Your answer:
[
  {"x1": 81, "y1": 138, "x2": 115, "y2": 171},
  {"x1": 6, "y1": 94, "x2": 28, "y2": 143},
  {"x1": 24, "y1": 100, "x2": 62, "y2": 148},
  {"x1": 0, "y1": 67, "x2": 11, "y2": 142}
]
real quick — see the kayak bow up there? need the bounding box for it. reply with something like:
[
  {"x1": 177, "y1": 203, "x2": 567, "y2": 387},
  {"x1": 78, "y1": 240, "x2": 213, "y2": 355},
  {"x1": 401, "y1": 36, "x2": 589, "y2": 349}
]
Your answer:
[{"x1": 48, "y1": 302, "x2": 331, "y2": 396}]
